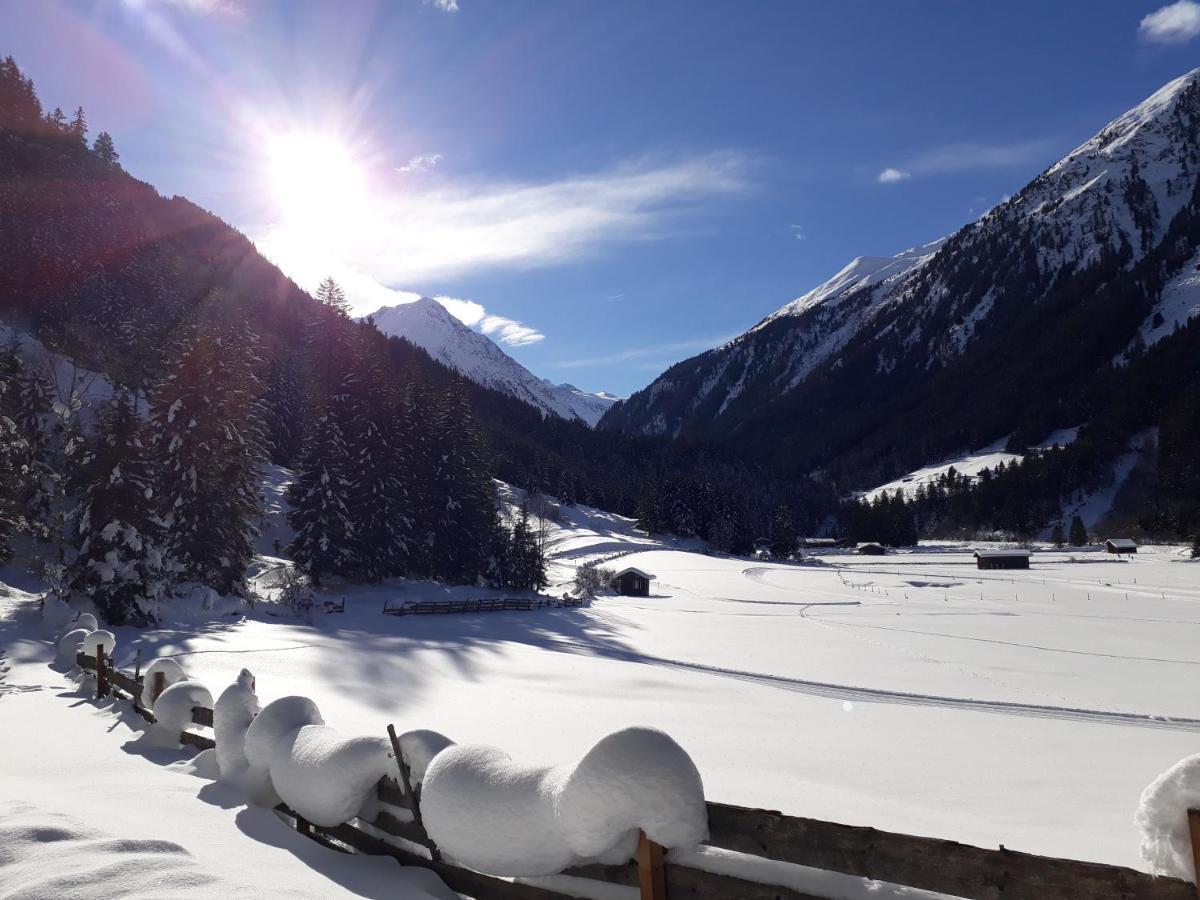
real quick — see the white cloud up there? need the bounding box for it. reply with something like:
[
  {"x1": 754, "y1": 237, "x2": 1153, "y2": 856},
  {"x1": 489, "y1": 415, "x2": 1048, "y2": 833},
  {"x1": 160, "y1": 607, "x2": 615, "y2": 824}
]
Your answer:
[
  {"x1": 879, "y1": 139, "x2": 1054, "y2": 184},
  {"x1": 553, "y1": 334, "x2": 736, "y2": 370},
  {"x1": 434, "y1": 297, "x2": 545, "y2": 345},
  {"x1": 790, "y1": 223, "x2": 807, "y2": 241},
  {"x1": 397, "y1": 153, "x2": 443, "y2": 174},
  {"x1": 877, "y1": 167, "x2": 911, "y2": 184},
  {"x1": 425, "y1": 0, "x2": 459, "y2": 11},
  {"x1": 281, "y1": 152, "x2": 749, "y2": 285},
  {"x1": 1140, "y1": 1, "x2": 1200, "y2": 43}
]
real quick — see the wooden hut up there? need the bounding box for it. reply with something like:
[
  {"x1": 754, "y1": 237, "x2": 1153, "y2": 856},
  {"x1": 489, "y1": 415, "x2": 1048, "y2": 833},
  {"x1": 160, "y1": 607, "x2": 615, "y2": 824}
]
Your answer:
[
  {"x1": 855, "y1": 542, "x2": 886, "y2": 556},
  {"x1": 611, "y1": 567, "x2": 654, "y2": 597},
  {"x1": 974, "y1": 549, "x2": 1031, "y2": 570},
  {"x1": 1105, "y1": 539, "x2": 1138, "y2": 555}
]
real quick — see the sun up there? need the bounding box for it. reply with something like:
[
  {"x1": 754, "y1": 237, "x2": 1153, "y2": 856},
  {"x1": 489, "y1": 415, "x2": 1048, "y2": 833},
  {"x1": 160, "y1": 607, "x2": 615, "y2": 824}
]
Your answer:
[{"x1": 264, "y1": 132, "x2": 369, "y2": 233}]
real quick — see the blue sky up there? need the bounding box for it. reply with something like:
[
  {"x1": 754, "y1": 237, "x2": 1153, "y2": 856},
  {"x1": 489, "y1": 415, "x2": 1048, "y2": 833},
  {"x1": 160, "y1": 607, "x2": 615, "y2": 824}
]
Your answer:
[{"x1": 4, "y1": 0, "x2": 1200, "y2": 396}]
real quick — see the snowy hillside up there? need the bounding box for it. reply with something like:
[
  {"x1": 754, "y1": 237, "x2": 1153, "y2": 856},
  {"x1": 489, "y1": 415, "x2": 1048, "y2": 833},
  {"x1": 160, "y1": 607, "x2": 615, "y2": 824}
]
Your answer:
[
  {"x1": 601, "y1": 67, "x2": 1200, "y2": 497},
  {"x1": 367, "y1": 298, "x2": 617, "y2": 426}
]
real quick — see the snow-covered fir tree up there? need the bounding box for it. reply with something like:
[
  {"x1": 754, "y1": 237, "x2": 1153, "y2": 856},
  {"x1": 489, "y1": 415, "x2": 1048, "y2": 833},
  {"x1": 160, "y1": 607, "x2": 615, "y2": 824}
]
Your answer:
[
  {"x1": 69, "y1": 391, "x2": 168, "y2": 626},
  {"x1": 287, "y1": 387, "x2": 356, "y2": 584},
  {"x1": 149, "y1": 315, "x2": 266, "y2": 594}
]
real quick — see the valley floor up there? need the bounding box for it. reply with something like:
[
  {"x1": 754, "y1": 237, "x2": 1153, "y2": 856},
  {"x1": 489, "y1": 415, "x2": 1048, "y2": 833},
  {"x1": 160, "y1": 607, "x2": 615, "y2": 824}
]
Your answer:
[{"x1": 1, "y1": 502, "x2": 1197, "y2": 894}]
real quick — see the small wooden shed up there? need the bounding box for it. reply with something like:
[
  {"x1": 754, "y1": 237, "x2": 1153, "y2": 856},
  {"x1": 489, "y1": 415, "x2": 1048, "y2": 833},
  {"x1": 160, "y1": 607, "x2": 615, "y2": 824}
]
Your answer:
[
  {"x1": 974, "y1": 549, "x2": 1031, "y2": 570},
  {"x1": 1105, "y1": 539, "x2": 1138, "y2": 555},
  {"x1": 803, "y1": 538, "x2": 842, "y2": 549},
  {"x1": 856, "y1": 542, "x2": 886, "y2": 556},
  {"x1": 611, "y1": 567, "x2": 655, "y2": 597}
]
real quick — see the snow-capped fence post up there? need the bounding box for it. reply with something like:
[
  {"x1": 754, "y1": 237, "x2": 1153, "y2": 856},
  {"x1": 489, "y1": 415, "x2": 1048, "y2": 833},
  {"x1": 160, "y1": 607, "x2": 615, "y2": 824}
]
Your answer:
[
  {"x1": 95, "y1": 643, "x2": 108, "y2": 700},
  {"x1": 636, "y1": 830, "x2": 666, "y2": 900},
  {"x1": 152, "y1": 671, "x2": 166, "y2": 706},
  {"x1": 386, "y1": 723, "x2": 440, "y2": 861},
  {"x1": 1190, "y1": 808, "x2": 1200, "y2": 887}
]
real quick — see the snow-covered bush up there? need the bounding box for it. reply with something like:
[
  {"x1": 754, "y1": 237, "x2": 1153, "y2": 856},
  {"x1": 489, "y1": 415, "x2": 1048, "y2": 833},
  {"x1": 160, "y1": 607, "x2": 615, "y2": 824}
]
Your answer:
[
  {"x1": 81, "y1": 630, "x2": 115, "y2": 659},
  {"x1": 422, "y1": 745, "x2": 578, "y2": 876},
  {"x1": 574, "y1": 562, "x2": 614, "y2": 598},
  {"x1": 556, "y1": 727, "x2": 707, "y2": 860},
  {"x1": 152, "y1": 680, "x2": 213, "y2": 737},
  {"x1": 269, "y1": 726, "x2": 394, "y2": 826},
  {"x1": 140, "y1": 658, "x2": 187, "y2": 708},
  {"x1": 243, "y1": 696, "x2": 324, "y2": 769},
  {"x1": 55, "y1": 628, "x2": 90, "y2": 667},
  {"x1": 1136, "y1": 753, "x2": 1200, "y2": 882},
  {"x1": 214, "y1": 669, "x2": 259, "y2": 780},
  {"x1": 276, "y1": 567, "x2": 316, "y2": 619}
]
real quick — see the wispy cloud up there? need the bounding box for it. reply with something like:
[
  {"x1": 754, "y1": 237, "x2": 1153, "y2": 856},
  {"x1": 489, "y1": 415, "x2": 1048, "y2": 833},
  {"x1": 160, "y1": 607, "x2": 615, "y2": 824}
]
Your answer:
[
  {"x1": 1140, "y1": 0, "x2": 1200, "y2": 43},
  {"x1": 291, "y1": 152, "x2": 750, "y2": 285},
  {"x1": 553, "y1": 334, "x2": 736, "y2": 370},
  {"x1": 435, "y1": 297, "x2": 544, "y2": 345},
  {"x1": 790, "y1": 223, "x2": 807, "y2": 241},
  {"x1": 425, "y1": 0, "x2": 459, "y2": 11},
  {"x1": 879, "y1": 138, "x2": 1055, "y2": 184},
  {"x1": 397, "y1": 153, "x2": 443, "y2": 174}
]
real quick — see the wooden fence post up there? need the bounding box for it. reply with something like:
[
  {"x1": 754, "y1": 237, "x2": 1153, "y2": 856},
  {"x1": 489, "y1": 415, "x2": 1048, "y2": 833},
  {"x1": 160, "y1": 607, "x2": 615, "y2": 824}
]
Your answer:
[
  {"x1": 636, "y1": 830, "x2": 666, "y2": 900},
  {"x1": 387, "y1": 723, "x2": 441, "y2": 861},
  {"x1": 153, "y1": 671, "x2": 166, "y2": 705},
  {"x1": 1188, "y1": 808, "x2": 1200, "y2": 889},
  {"x1": 95, "y1": 644, "x2": 108, "y2": 700}
]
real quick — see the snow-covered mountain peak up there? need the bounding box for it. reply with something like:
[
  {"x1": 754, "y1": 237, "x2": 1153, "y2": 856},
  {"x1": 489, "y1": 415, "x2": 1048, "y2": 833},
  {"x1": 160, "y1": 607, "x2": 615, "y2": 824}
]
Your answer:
[{"x1": 366, "y1": 299, "x2": 617, "y2": 427}]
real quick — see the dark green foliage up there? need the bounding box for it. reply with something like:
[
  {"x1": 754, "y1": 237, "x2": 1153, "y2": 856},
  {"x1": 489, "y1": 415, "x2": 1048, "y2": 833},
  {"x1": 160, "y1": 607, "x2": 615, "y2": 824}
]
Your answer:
[
  {"x1": 1069, "y1": 515, "x2": 1089, "y2": 547},
  {"x1": 287, "y1": 395, "x2": 355, "y2": 585}
]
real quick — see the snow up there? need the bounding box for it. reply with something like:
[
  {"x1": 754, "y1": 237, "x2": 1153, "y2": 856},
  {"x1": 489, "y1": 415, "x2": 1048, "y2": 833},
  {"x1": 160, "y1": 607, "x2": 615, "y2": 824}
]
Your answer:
[
  {"x1": 153, "y1": 679, "x2": 213, "y2": 739},
  {"x1": 244, "y1": 695, "x2": 324, "y2": 769},
  {"x1": 396, "y1": 729, "x2": 455, "y2": 785},
  {"x1": 556, "y1": 727, "x2": 707, "y2": 859},
  {"x1": 858, "y1": 446, "x2": 1024, "y2": 502},
  {"x1": 271, "y1": 726, "x2": 395, "y2": 827},
  {"x1": 421, "y1": 744, "x2": 578, "y2": 876},
  {"x1": 73, "y1": 612, "x2": 99, "y2": 632},
  {"x1": 1135, "y1": 754, "x2": 1200, "y2": 882},
  {"x1": 55, "y1": 628, "x2": 90, "y2": 667},
  {"x1": 365, "y1": 298, "x2": 617, "y2": 426},
  {"x1": 215, "y1": 669, "x2": 260, "y2": 780},
  {"x1": 81, "y1": 629, "x2": 115, "y2": 658},
  {"x1": 140, "y1": 657, "x2": 187, "y2": 708}
]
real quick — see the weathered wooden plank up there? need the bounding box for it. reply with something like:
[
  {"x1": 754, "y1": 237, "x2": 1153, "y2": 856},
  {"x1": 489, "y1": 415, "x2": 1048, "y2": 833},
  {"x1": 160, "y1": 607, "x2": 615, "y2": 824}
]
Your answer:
[
  {"x1": 1189, "y1": 808, "x2": 1200, "y2": 888},
  {"x1": 376, "y1": 777, "x2": 413, "y2": 810},
  {"x1": 372, "y1": 809, "x2": 431, "y2": 845},
  {"x1": 191, "y1": 706, "x2": 214, "y2": 728},
  {"x1": 561, "y1": 861, "x2": 638, "y2": 887},
  {"x1": 666, "y1": 864, "x2": 826, "y2": 900},
  {"x1": 705, "y1": 802, "x2": 1196, "y2": 900},
  {"x1": 636, "y1": 831, "x2": 666, "y2": 900},
  {"x1": 179, "y1": 730, "x2": 215, "y2": 751}
]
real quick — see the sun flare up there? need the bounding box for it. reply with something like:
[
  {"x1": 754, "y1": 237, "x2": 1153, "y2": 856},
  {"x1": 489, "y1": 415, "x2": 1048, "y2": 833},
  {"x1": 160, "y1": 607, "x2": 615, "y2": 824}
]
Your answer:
[{"x1": 265, "y1": 132, "x2": 369, "y2": 232}]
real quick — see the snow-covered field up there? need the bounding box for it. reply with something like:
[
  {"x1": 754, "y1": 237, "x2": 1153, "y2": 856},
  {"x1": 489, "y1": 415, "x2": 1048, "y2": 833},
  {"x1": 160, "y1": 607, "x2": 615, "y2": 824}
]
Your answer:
[{"x1": 2, "y1": 502, "x2": 1198, "y2": 895}]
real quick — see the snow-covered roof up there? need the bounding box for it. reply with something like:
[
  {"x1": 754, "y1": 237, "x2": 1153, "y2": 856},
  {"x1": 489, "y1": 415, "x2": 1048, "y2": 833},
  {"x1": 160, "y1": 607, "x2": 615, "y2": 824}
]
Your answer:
[
  {"x1": 973, "y1": 549, "x2": 1032, "y2": 558},
  {"x1": 613, "y1": 567, "x2": 655, "y2": 580},
  {"x1": 1106, "y1": 538, "x2": 1138, "y2": 549}
]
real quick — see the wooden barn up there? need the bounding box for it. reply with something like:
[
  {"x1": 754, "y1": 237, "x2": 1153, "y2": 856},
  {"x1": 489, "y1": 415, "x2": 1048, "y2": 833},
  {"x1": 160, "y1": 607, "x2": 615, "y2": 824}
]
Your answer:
[
  {"x1": 974, "y1": 549, "x2": 1031, "y2": 570},
  {"x1": 855, "y1": 542, "x2": 886, "y2": 556},
  {"x1": 611, "y1": 567, "x2": 654, "y2": 597},
  {"x1": 1105, "y1": 538, "x2": 1138, "y2": 555},
  {"x1": 802, "y1": 537, "x2": 842, "y2": 549}
]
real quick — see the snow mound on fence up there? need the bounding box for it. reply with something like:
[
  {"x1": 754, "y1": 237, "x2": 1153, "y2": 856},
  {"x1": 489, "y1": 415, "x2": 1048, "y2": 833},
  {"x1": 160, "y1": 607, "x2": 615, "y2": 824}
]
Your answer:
[
  {"x1": 56, "y1": 628, "x2": 90, "y2": 666},
  {"x1": 0, "y1": 801, "x2": 226, "y2": 897},
  {"x1": 422, "y1": 745, "x2": 577, "y2": 876},
  {"x1": 397, "y1": 729, "x2": 455, "y2": 785},
  {"x1": 73, "y1": 613, "x2": 98, "y2": 632},
  {"x1": 41, "y1": 596, "x2": 73, "y2": 633},
  {"x1": 81, "y1": 630, "x2": 115, "y2": 658},
  {"x1": 557, "y1": 726, "x2": 707, "y2": 860},
  {"x1": 215, "y1": 669, "x2": 259, "y2": 780},
  {"x1": 153, "y1": 681, "x2": 213, "y2": 738},
  {"x1": 1135, "y1": 753, "x2": 1200, "y2": 882},
  {"x1": 271, "y1": 726, "x2": 395, "y2": 826},
  {"x1": 140, "y1": 658, "x2": 187, "y2": 708},
  {"x1": 244, "y1": 696, "x2": 324, "y2": 768}
]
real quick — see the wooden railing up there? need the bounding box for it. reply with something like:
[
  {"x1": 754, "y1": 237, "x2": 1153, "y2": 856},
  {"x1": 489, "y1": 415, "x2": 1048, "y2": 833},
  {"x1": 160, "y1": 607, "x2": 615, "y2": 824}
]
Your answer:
[
  {"x1": 381, "y1": 596, "x2": 584, "y2": 616},
  {"x1": 78, "y1": 647, "x2": 1200, "y2": 899}
]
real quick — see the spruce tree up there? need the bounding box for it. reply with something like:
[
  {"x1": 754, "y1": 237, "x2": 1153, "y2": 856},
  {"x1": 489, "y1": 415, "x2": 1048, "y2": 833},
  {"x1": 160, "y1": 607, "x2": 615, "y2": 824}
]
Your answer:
[
  {"x1": 1050, "y1": 523, "x2": 1065, "y2": 547},
  {"x1": 92, "y1": 131, "x2": 119, "y2": 166},
  {"x1": 150, "y1": 318, "x2": 266, "y2": 594},
  {"x1": 287, "y1": 390, "x2": 355, "y2": 584},
  {"x1": 1068, "y1": 515, "x2": 1089, "y2": 547},
  {"x1": 315, "y1": 277, "x2": 349, "y2": 315},
  {"x1": 70, "y1": 392, "x2": 168, "y2": 626}
]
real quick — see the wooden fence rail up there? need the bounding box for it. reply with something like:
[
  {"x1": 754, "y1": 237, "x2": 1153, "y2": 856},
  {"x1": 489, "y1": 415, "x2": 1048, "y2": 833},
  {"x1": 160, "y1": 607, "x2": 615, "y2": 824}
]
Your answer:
[
  {"x1": 382, "y1": 596, "x2": 584, "y2": 616},
  {"x1": 75, "y1": 650, "x2": 1200, "y2": 900}
]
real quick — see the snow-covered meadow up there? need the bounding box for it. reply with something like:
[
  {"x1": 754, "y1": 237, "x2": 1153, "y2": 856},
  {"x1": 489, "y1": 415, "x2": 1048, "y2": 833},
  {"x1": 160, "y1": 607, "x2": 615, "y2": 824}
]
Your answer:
[{"x1": 2, "y1": 498, "x2": 1199, "y2": 894}]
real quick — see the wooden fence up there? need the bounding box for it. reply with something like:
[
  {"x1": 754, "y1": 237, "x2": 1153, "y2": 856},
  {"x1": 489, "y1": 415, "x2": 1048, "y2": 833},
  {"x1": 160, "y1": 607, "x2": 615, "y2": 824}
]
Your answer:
[
  {"x1": 78, "y1": 647, "x2": 1200, "y2": 900},
  {"x1": 382, "y1": 596, "x2": 584, "y2": 616}
]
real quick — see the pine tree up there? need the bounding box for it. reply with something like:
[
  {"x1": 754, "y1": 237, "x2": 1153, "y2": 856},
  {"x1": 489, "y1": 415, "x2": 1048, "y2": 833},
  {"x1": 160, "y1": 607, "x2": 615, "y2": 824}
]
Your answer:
[
  {"x1": 315, "y1": 277, "x2": 349, "y2": 316},
  {"x1": 769, "y1": 504, "x2": 797, "y2": 558},
  {"x1": 149, "y1": 318, "x2": 266, "y2": 594},
  {"x1": 46, "y1": 106, "x2": 66, "y2": 131},
  {"x1": 287, "y1": 393, "x2": 355, "y2": 584},
  {"x1": 69, "y1": 391, "x2": 168, "y2": 626},
  {"x1": 502, "y1": 501, "x2": 547, "y2": 590},
  {"x1": 1068, "y1": 515, "x2": 1089, "y2": 547},
  {"x1": 92, "y1": 131, "x2": 119, "y2": 166},
  {"x1": 1050, "y1": 523, "x2": 1065, "y2": 547},
  {"x1": 69, "y1": 106, "x2": 86, "y2": 141}
]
